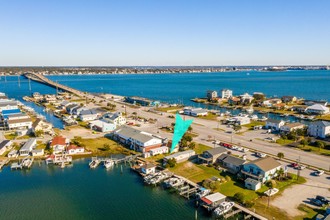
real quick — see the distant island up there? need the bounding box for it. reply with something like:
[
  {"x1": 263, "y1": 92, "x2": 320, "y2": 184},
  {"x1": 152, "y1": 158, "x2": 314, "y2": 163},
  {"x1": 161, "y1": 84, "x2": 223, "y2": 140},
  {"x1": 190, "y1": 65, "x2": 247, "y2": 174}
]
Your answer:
[{"x1": 0, "y1": 65, "x2": 329, "y2": 76}]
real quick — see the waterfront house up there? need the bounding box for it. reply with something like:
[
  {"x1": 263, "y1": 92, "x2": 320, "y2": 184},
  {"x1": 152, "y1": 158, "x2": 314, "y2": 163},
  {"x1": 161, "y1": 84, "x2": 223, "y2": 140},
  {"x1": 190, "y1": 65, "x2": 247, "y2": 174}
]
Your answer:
[
  {"x1": 42, "y1": 94, "x2": 57, "y2": 103},
  {"x1": 5, "y1": 113, "x2": 29, "y2": 121},
  {"x1": 280, "y1": 122, "x2": 305, "y2": 133},
  {"x1": 220, "y1": 89, "x2": 233, "y2": 99},
  {"x1": 198, "y1": 147, "x2": 227, "y2": 164},
  {"x1": 281, "y1": 96, "x2": 297, "y2": 103},
  {"x1": 31, "y1": 118, "x2": 53, "y2": 135},
  {"x1": 141, "y1": 163, "x2": 156, "y2": 175},
  {"x1": 265, "y1": 119, "x2": 285, "y2": 131},
  {"x1": 292, "y1": 105, "x2": 306, "y2": 113},
  {"x1": 245, "y1": 178, "x2": 262, "y2": 191},
  {"x1": 101, "y1": 112, "x2": 126, "y2": 126},
  {"x1": 0, "y1": 140, "x2": 12, "y2": 155},
  {"x1": 32, "y1": 92, "x2": 43, "y2": 100},
  {"x1": 239, "y1": 93, "x2": 254, "y2": 104},
  {"x1": 217, "y1": 154, "x2": 246, "y2": 174},
  {"x1": 7, "y1": 117, "x2": 33, "y2": 130},
  {"x1": 262, "y1": 100, "x2": 272, "y2": 107},
  {"x1": 206, "y1": 90, "x2": 218, "y2": 100},
  {"x1": 308, "y1": 121, "x2": 330, "y2": 138},
  {"x1": 113, "y1": 126, "x2": 163, "y2": 152},
  {"x1": 79, "y1": 109, "x2": 99, "y2": 121},
  {"x1": 67, "y1": 145, "x2": 85, "y2": 155},
  {"x1": 269, "y1": 98, "x2": 282, "y2": 105},
  {"x1": 163, "y1": 150, "x2": 195, "y2": 165},
  {"x1": 228, "y1": 96, "x2": 240, "y2": 105},
  {"x1": 89, "y1": 120, "x2": 116, "y2": 132},
  {"x1": 0, "y1": 100, "x2": 18, "y2": 112},
  {"x1": 241, "y1": 157, "x2": 282, "y2": 183},
  {"x1": 19, "y1": 138, "x2": 37, "y2": 156},
  {"x1": 66, "y1": 103, "x2": 80, "y2": 114},
  {"x1": 7, "y1": 149, "x2": 18, "y2": 158},
  {"x1": 32, "y1": 149, "x2": 44, "y2": 156},
  {"x1": 304, "y1": 100, "x2": 328, "y2": 106},
  {"x1": 305, "y1": 104, "x2": 330, "y2": 115},
  {"x1": 124, "y1": 96, "x2": 152, "y2": 106},
  {"x1": 50, "y1": 136, "x2": 70, "y2": 154},
  {"x1": 149, "y1": 146, "x2": 169, "y2": 156},
  {"x1": 201, "y1": 192, "x2": 226, "y2": 211}
]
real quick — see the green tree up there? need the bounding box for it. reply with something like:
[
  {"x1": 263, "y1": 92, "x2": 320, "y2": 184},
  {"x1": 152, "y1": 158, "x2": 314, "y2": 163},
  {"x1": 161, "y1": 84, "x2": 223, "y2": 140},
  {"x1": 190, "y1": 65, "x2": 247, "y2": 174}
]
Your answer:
[
  {"x1": 233, "y1": 192, "x2": 245, "y2": 204},
  {"x1": 277, "y1": 152, "x2": 284, "y2": 160},
  {"x1": 300, "y1": 139, "x2": 308, "y2": 147},
  {"x1": 34, "y1": 130, "x2": 44, "y2": 137},
  {"x1": 276, "y1": 168, "x2": 285, "y2": 181},
  {"x1": 315, "y1": 141, "x2": 325, "y2": 151},
  {"x1": 188, "y1": 142, "x2": 196, "y2": 149},
  {"x1": 167, "y1": 158, "x2": 177, "y2": 168}
]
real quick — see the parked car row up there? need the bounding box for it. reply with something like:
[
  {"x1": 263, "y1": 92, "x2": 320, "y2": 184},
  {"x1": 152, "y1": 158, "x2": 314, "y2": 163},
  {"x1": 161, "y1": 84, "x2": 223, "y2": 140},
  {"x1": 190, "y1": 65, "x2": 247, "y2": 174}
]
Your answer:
[
  {"x1": 290, "y1": 163, "x2": 306, "y2": 170},
  {"x1": 310, "y1": 195, "x2": 329, "y2": 207}
]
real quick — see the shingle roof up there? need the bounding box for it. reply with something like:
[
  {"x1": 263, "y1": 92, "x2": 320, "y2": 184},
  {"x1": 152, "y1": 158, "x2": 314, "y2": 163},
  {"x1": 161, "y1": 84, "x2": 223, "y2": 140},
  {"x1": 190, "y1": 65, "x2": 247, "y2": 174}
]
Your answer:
[
  {"x1": 205, "y1": 147, "x2": 227, "y2": 156},
  {"x1": 0, "y1": 140, "x2": 11, "y2": 150},
  {"x1": 50, "y1": 136, "x2": 66, "y2": 146},
  {"x1": 220, "y1": 154, "x2": 246, "y2": 166},
  {"x1": 246, "y1": 157, "x2": 281, "y2": 172}
]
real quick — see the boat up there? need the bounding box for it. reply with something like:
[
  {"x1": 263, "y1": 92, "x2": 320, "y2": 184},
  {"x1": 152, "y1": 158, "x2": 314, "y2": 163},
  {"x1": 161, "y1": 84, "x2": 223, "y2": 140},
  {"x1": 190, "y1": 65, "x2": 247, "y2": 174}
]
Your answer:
[
  {"x1": 249, "y1": 114, "x2": 258, "y2": 120},
  {"x1": 259, "y1": 116, "x2": 268, "y2": 121},
  {"x1": 22, "y1": 158, "x2": 34, "y2": 169},
  {"x1": 213, "y1": 202, "x2": 235, "y2": 216},
  {"x1": 89, "y1": 158, "x2": 100, "y2": 168},
  {"x1": 104, "y1": 159, "x2": 114, "y2": 169},
  {"x1": 245, "y1": 106, "x2": 254, "y2": 114}
]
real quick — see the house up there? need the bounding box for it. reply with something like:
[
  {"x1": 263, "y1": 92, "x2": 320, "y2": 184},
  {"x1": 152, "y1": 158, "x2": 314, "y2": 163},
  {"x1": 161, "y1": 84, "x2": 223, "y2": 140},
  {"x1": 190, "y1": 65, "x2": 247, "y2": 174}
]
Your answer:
[
  {"x1": 6, "y1": 117, "x2": 33, "y2": 130},
  {"x1": 32, "y1": 92, "x2": 43, "y2": 100},
  {"x1": 66, "y1": 103, "x2": 80, "y2": 114},
  {"x1": 282, "y1": 96, "x2": 297, "y2": 103},
  {"x1": 7, "y1": 149, "x2": 18, "y2": 158},
  {"x1": 245, "y1": 178, "x2": 262, "y2": 191},
  {"x1": 231, "y1": 116, "x2": 251, "y2": 125},
  {"x1": 304, "y1": 100, "x2": 328, "y2": 106},
  {"x1": 149, "y1": 146, "x2": 169, "y2": 156},
  {"x1": 265, "y1": 119, "x2": 285, "y2": 131},
  {"x1": 32, "y1": 149, "x2": 44, "y2": 156},
  {"x1": 19, "y1": 138, "x2": 37, "y2": 156},
  {"x1": 280, "y1": 122, "x2": 305, "y2": 133},
  {"x1": 292, "y1": 105, "x2": 306, "y2": 113},
  {"x1": 198, "y1": 147, "x2": 227, "y2": 164},
  {"x1": 113, "y1": 126, "x2": 163, "y2": 152},
  {"x1": 79, "y1": 109, "x2": 99, "y2": 121},
  {"x1": 124, "y1": 96, "x2": 152, "y2": 106},
  {"x1": 141, "y1": 163, "x2": 156, "y2": 174},
  {"x1": 308, "y1": 121, "x2": 330, "y2": 138},
  {"x1": 101, "y1": 112, "x2": 126, "y2": 126},
  {"x1": 228, "y1": 97, "x2": 240, "y2": 105},
  {"x1": 305, "y1": 104, "x2": 330, "y2": 115},
  {"x1": 201, "y1": 192, "x2": 226, "y2": 211},
  {"x1": 241, "y1": 157, "x2": 282, "y2": 183},
  {"x1": 183, "y1": 107, "x2": 208, "y2": 117},
  {"x1": 67, "y1": 145, "x2": 85, "y2": 155},
  {"x1": 0, "y1": 140, "x2": 12, "y2": 155},
  {"x1": 206, "y1": 90, "x2": 218, "y2": 100},
  {"x1": 217, "y1": 154, "x2": 246, "y2": 174},
  {"x1": 163, "y1": 150, "x2": 195, "y2": 165},
  {"x1": 239, "y1": 93, "x2": 254, "y2": 104},
  {"x1": 0, "y1": 100, "x2": 18, "y2": 112},
  {"x1": 221, "y1": 89, "x2": 233, "y2": 99},
  {"x1": 269, "y1": 98, "x2": 282, "y2": 105},
  {"x1": 50, "y1": 136, "x2": 69, "y2": 154},
  {"x1": 31, "y1": 118, "x2": 53, "y2": 135},
  {"x1": 89, "y1": 120, "x2": 116, "y2": 132}
]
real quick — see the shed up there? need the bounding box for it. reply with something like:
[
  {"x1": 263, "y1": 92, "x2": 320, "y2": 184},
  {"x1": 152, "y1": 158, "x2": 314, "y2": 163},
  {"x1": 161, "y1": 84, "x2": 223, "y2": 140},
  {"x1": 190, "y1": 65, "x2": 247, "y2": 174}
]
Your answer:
[
  {"x1": 201, "y1": 192, "x2": 226, "y2": 210},
  {"x1": 245, "y1": 178, "x2": 261, "y2": 191}
]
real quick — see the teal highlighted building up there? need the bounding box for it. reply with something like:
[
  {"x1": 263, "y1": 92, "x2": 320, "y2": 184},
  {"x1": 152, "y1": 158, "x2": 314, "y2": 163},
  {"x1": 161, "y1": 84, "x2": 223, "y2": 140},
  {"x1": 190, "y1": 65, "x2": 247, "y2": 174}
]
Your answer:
[{"x1": 170, "y1": 113, "x2": 193, "y2": 153}]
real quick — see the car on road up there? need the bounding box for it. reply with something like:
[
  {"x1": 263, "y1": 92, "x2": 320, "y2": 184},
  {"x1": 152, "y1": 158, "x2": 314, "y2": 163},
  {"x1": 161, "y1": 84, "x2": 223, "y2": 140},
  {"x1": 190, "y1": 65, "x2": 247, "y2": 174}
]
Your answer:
[
  {"x1": 255, "y1": 152, "x2": 267, "y2": 158},
  {"x1": 242, "y1": 148, "x2": 249, "y2": 153},
  {"x1": 316, "y1": 196, "x2": 329, "y2": 205},
  {"x1": 297, "y1": 165, "x2": 306, "y2": 170},
  {"x1": 290, "y1": 163, "x2": 299, "y2": 168},
  {"x1": 314, "y1": 170, "x2": 324, "y2": 176},
  {"x1": 310, "y1": 198, "x2": 323, "y2": 207}
]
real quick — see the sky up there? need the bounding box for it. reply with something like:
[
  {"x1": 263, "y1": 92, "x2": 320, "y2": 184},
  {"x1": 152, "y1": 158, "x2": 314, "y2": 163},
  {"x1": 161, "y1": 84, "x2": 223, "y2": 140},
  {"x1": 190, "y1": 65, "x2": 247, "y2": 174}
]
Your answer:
[{"x1": 0, "y1": 0, "x2": 329, "y2": 66}]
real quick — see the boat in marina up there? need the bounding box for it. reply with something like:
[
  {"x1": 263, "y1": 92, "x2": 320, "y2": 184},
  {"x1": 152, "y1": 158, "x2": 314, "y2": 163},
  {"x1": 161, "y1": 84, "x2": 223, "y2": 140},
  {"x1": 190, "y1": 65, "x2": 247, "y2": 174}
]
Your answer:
[
  {"x1": 259, "y1": 116, "x2": 268, "y2": 121},
  {"x1": 89, "y1": 158, "x2": 100, "y2": 168},
  {"x1": 104, "y1": 159, "x2": 114, "y2": 169},
  {"x1": 213, "y1": 201, "x2": 235, "y2": 216},
  {"x1": 22, "y1": 158, "x2": 34, "y2": 169}
]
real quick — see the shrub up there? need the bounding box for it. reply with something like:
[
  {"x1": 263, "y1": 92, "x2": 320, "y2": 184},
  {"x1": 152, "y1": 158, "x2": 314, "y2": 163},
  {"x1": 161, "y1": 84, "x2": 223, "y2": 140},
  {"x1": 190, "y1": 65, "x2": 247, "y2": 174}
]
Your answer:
[
  {"x1": 225, "y1": 175, "x2": 231, "y2": 182},
  {"x1": 233, "y1": 192, "x2": 245, "y2": 204}
]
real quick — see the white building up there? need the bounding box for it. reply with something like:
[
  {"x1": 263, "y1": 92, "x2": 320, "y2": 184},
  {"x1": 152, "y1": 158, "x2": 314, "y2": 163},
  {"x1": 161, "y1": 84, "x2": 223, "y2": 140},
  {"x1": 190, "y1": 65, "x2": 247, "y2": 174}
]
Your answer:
[
  {"x1": 89, "y1": 120, "x2": 116, "y2": 132},
  {"x1": 32, "y1": 149, "x2": 44, "y2": 156},
  {"x1": 163, "y1": 150, "x2": 195, "y2": 165},
  {"x1": 101, "y1": 112, "x2": 126, "y2": 126},
  {"x1": 19, "y1": 138, "x2": 37, "y2": 156},
  {"x1": 183, "y1": 107, "x2": 208, "y2": 117},
  {"x1": 6, "y1": 117, "x2": 33, "y2": 130},
  {"x1": 221, "y1": 89, "x2": 233, "y2": 99},
  {"x1": 0, "y1": 100, "x2": 18, "y2": 112},
  {"x1": 0, "y1": 140, "x2": 12, "y2": 155},
  {"x1": 280, "y1": 123, "x2": 305, "y2": 133},
  {"x1": 206, "y1": 90, "x2": 218, "y2": 100},
  {"x1": 79, "y1": 109, "x2": 99, "y2": 121},
  {"x1": 7, "y1": 150, "x2": 18, "y2": 158},
  {"x1": 239, "y1": 93, "x2": 254, "y2": 104},
  {"x1": 232, "y1": 116, "x2": 251, "y2": 125},
  {"x1": 265, "y1": 119, "x2": 285, "y2": 131},
  {"x1": 141, "y1": 163, "x2": 156, "y2": 174},
  {"x1": 305, "y1": 104, "x2": 330, "y2": 115},
  {"x1": 67, "y1": 145, "x2": 85, "y2": 155},
  {"x1": 149, "y1": 146, "x2": 169, "y2": 156},
  {"x1": 308, "y1": 121, "x2": 330, "y2": 138}
]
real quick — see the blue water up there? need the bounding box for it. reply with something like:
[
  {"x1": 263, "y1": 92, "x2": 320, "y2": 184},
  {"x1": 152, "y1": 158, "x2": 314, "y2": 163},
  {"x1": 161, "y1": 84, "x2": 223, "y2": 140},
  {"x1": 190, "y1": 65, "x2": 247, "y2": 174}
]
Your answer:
[{"x1": 0, "y1": 159, "x2": 209, "y2": 220}]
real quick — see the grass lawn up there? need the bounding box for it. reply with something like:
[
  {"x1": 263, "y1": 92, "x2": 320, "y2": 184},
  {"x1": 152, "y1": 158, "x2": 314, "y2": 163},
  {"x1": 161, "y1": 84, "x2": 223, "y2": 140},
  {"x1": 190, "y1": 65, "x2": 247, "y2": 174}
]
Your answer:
[
  {"x1": 78, "y1": 137, "x2": 134, "y2": 156},
  {"x1": 4, "y1": 133, "x2": 17, "y2": 140},
  {"x1": 155, "y1": 106, "x2": 183, "y2": 112},
  {"x1": 242, "y1": 121, "x2": 265, "y2": 130},
  {"x1": 298, "y1": 144, "x2": 330, "y2": 156},
  {"x1": 315, "y1": 114, "x2": 330, "y2": 121},
  {"x1": 198, "y1": 114, "x2": 218, "y2": 121},
  {"x1": 276, "y1": 138, "x2": 294, "y2": 145},
  {"x1": 194, "y1": 143, "x2": 211, "y2": 154}
]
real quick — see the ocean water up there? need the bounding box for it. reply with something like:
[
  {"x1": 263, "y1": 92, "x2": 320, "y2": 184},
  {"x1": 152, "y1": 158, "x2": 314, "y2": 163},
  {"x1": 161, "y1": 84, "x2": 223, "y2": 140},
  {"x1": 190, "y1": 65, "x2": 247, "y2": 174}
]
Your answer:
[{"x1": 0, "y1": 159, "x2": 209, "y2": 220}]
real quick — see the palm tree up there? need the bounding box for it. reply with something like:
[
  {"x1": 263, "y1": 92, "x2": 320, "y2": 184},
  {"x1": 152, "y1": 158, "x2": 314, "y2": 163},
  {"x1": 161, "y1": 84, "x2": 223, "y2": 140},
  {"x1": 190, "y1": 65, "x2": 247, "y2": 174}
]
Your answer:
[{"x1": 277, "y1": 152, "x2": 284, "y2": 160}]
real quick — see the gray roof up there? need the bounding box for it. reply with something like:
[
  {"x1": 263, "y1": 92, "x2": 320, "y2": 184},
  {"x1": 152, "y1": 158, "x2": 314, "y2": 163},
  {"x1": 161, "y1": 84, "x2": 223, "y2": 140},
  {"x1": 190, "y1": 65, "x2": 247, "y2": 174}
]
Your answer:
[
  {"x1": 245, "y1": 178, "x2": 260, "y2": 185},
  {"x1": 220, "y1": 154, "x2": 246, "y2": 166},
  {"x1": 310, "y1": 120, "x2": 330, "y2": 127},
  {"x1": 267, "y1": 119, "x2": 283, "y2": 124},
  {"x1": 0, "y1": 101, "x2": 17, "y2": 107},
  {"x1": 165, "y1": 150, "x2": 195, "y2": 160},
  {"x1": 0, "y1": 140, "x2": 11, "y2": 150},
  {"x1": 20, "y1": 138, "x2": 36, "y2": 151},
  {"x1": 141, "y1": 163, "x2": 156, "y2": 169},
  {"x1": 204, "y1": 147, "x2": 227, "y2": 156},
  {"x1": 114, "y1": 126, "x2": 156, "y2": 143}
]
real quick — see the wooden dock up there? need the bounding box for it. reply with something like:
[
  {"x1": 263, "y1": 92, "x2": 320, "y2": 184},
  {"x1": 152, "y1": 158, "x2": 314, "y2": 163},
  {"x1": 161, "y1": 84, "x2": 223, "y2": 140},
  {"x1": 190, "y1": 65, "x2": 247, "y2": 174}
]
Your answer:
[
  {"x1": 0, "y1": 158, "x2": 10, "y2": 169},
  {"x1": 232, "y1": 203, "x2": 268, "y2": 220}
]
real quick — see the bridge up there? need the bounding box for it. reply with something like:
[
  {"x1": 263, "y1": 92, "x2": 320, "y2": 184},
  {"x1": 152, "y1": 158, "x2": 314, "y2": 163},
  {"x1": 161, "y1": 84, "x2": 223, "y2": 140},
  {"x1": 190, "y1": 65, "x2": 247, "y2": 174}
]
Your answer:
[{"x1": 23, "y1": 72, "x2": 85, "y2": 97}]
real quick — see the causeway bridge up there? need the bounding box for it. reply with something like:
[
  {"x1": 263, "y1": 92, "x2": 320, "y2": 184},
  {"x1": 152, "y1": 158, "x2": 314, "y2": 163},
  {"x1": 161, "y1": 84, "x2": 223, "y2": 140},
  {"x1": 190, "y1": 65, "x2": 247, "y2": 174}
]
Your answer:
[{"x1": 23, "y1": 72, "x2": 85, "y2": 97}]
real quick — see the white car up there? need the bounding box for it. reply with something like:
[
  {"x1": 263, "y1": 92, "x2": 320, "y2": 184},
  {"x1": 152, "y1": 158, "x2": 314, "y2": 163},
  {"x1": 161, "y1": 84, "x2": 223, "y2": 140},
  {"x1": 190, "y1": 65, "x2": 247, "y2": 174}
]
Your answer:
[
  {"x1": 231, "y1": 145, "x2": 238, "y2": 150},
  {"x1": 297, "y1": 165, "x2": 306, "y2": 170},
  {"x1": 314, "y1": 170, "x2": 324, "y2": 176}
]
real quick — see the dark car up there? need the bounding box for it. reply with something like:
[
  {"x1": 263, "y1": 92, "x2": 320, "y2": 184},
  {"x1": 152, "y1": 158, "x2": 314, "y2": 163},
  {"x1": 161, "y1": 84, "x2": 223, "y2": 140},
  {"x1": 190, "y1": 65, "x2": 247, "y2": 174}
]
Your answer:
[
  {"x1": 310, "y1": 198, "x2": 323, "y2": 207},
  {"x1": 316, "y1": 196, "x2": 329, "y2": 204}
]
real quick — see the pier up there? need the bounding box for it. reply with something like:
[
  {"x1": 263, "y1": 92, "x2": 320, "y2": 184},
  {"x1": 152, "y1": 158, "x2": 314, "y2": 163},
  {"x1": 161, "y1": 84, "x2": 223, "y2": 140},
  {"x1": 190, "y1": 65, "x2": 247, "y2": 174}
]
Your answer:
[
  {"x1": 89, "y1": 154, "x2": 141, "y2": 168},
  {"x1": 0, "y1": 158, "x2": 10, "y2": 169}
]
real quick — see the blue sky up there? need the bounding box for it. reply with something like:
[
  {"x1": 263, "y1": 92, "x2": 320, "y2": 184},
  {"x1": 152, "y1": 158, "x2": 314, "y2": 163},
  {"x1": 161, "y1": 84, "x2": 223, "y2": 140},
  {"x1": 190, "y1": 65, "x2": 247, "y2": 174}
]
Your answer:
[{"x1": 0, "y1": 0, "x2": 329, "y2": 66}]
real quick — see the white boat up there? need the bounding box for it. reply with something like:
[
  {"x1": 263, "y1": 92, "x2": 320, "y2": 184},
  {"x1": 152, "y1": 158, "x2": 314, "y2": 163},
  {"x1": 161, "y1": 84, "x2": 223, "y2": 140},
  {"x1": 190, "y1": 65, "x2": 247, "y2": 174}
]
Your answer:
[
  {"x1": 245, "y1": 106, "x2": 254, "y2": 114},
  {"x1": 214, "y1": 202, "x2": 235, "y2": 216},
  {"x1": 259, "y1": 116, "x2": 268, "y2": 121},
  {"x1": 89, "y1": 159, "x2": 100, "y2": 168},
  {"x1": 249, "y1": 114, "x2": 258, "y2": 120},
  {"x1": 104, "y1": 159, "x2": 114, "y2": 169}
]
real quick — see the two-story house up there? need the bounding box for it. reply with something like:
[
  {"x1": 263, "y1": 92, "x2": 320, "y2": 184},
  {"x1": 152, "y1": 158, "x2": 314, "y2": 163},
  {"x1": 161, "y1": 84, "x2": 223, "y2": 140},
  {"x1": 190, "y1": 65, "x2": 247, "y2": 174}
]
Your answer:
[{"x1": 198, "y1": 147, "x2": 227, "y2": 164}]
